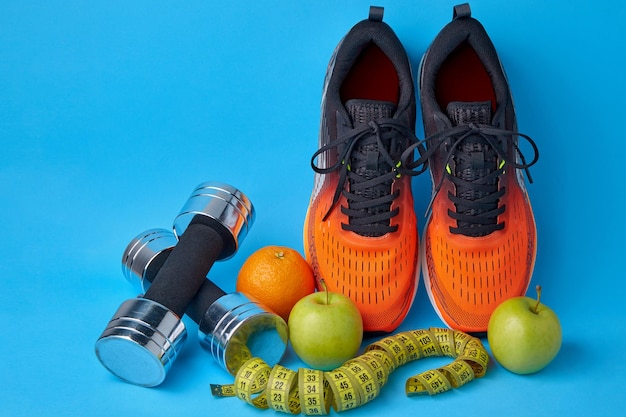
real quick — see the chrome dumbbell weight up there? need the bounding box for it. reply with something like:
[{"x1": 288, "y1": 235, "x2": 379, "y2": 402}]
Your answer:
[
  {"x1": 95, "y1": 182, "x2": 284, "y2": 387},
  {"x1": 120, "y1": 228, "x2": 288, "y2": 378}
]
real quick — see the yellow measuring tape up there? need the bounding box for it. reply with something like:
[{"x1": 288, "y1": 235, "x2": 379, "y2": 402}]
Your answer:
[{"x1": 211, "y1": 327, "x2": 489, "y2": 414}]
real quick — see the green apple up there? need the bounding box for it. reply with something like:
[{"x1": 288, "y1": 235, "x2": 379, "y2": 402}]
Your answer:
[
  {"x1": 487, "y1": 285, "x2": 562, "y2": 374},
  {"x1": 288, "y1": 279, "x2": 363, "y2": 371}
]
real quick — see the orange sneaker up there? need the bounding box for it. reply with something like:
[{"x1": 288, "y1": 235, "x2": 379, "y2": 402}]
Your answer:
[
  {"x1": 416, "y1": 4, "x2": 539, "y2": 333},
  {"x1": 303, "y1": 7, "x2": 421, "y2": 333}
]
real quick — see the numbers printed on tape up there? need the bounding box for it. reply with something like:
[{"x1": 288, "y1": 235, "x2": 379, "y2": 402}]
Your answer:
[
  {"x1": 268, "y1": 365, "x2": 299, "y2": 414},
  {"x1": 410, "y1": 329, "x2": 443, "y2": 357},
  {"x1": 233, "y1": 358, "x2": 271, "y2": 409},
  {"x1": 352, "y1": 353, "x2": 388, "y2": 388},
  {"x1": 343, "y1": 359, "x2": 380, "y2": 403},
  {"x1": 439, "y1": 359, "x2": 475, "y2": 389},
  {"x1": 210, "y1": 328, "x2": 489, "y2": 414},
  {"x1": 406, "y1": 369, "x2": 452, "y2": 396},
  {"x1": 298, "y1": 368, "x2": 328, "y2": 415},
  {"x1": 431, "y1": 327, "x2": 456, "y2": 357},
  {"x1": 326, "y1": 368, "x2": 359, "y2": 412}
]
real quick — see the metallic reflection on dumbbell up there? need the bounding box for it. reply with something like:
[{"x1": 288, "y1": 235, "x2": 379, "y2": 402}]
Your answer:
[
  {"x1": 121, "y1": 228, "x2": 288, "y2": 377},
  {"x1": 95, "y1": 182, "x2": 261, "y2": 387}
]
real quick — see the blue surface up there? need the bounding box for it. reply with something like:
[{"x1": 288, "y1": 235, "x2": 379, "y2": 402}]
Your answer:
[{"x1": 1, "y1": 0, "x2": 624, "y2": 415}]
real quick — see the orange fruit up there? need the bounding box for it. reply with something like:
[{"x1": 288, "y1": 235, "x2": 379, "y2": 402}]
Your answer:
[{"x1": 236, "y1": 245, "x2": 315, "y2": 322}]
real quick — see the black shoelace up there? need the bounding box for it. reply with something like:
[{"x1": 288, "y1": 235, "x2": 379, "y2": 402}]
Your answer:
[
  {"x1": 401, "y1": 123, "x2": 539, "y2": 237},
  {"x1": 311, "y1": 119, "x2": 426, "y2": 237}
]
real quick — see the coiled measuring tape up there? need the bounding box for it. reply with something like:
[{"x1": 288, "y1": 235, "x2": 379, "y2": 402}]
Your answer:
[{"x1": 211, "y1": 327, "x2": 489, "y2": 414}]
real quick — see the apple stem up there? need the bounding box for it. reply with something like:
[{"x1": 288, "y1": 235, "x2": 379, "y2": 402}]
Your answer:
[
  {"x1": 319, "y1": 278, "x2": 329, "y2": 305},
  {"x1": 532, "y1": 285, "x2": 542, "y2": 314}
]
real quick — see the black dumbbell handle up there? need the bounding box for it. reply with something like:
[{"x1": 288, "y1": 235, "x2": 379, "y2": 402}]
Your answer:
[
  {"x1": 143, "y1": 215, "x2": 229, "y2": 318},
  {"x1": 143, "y1": 245, "x2": 227, "y2": 324}
]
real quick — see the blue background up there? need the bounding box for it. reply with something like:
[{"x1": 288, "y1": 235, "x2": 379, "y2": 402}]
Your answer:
[{"x1": 1, "y1": 0, "x2": 624, "y2": 415}]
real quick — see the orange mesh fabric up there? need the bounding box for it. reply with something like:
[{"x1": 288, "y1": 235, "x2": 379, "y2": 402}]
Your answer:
[
  {"x1": 422, "y1": 174, "x2": 536, "y2": 333},
  {"x1": 305, "y1": 174, "x2": 418, "y2": 333}
]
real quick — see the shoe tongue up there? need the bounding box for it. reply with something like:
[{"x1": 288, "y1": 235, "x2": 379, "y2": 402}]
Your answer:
[
  {"x1": 446, "y1": 101, "x2": 492, "y2": 126},
  {"x1": 343, "y1": 99, "x2": 398, "y2": 238},
  {"x1": 345, "y1": 99, "x2": 396, "y2": 125},
  {"x1": 446, "y1": 101, "x2": 499, "y2": 236},
  {"x1": 344, "y1": 98, "x2": 397, "y2": 173},
  {"x1": 446, "y1": 100, "x2": 495, "y2": 174}
]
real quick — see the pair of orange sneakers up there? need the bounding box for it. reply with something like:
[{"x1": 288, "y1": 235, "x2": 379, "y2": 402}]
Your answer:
[{"x1": 304, "y1": 4, "x2": 539, "y2": 335}]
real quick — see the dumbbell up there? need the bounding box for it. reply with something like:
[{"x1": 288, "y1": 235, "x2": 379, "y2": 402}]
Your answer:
[
  {"x1": 95, "y1": 182, "x2": 287, "y2": 387},
  {"x1": 120, "y1": 228, "x2": 288, "y2": 378}
]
